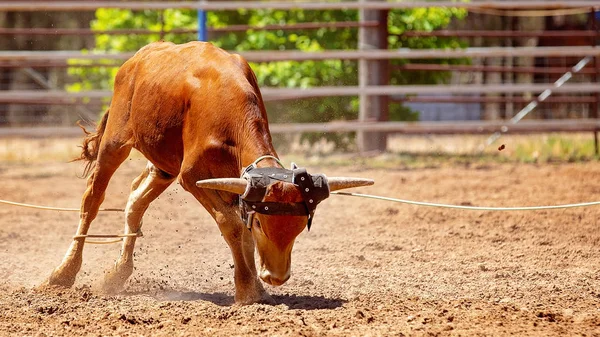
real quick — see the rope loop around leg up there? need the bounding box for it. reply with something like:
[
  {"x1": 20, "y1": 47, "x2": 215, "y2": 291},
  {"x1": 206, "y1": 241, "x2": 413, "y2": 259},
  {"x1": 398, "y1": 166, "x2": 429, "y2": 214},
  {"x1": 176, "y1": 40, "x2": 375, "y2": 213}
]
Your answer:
[{"x1": 73, "y1": 231, "x2": 143, "y2": 245}]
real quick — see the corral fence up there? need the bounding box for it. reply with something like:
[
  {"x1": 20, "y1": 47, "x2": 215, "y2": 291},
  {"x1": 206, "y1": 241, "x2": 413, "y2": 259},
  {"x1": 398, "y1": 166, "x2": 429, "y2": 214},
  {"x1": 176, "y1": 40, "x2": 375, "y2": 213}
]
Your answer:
[{"x1": 0, "y1": 1, "x2": 599, "y2": 153}]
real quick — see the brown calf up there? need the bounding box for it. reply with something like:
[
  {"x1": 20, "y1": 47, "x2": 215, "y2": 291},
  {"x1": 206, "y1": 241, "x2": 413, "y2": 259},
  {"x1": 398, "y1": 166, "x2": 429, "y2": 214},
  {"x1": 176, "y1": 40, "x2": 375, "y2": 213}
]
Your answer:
[{"x1": 46, "y1": 41, "x2": 372, "y2": 304}]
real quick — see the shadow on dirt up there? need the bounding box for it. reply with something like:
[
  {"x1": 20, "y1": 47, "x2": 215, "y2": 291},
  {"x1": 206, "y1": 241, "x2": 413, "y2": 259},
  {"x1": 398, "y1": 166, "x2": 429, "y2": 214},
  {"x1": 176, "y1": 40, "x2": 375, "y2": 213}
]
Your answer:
[
  {"x1": 124, "y1": 289, "x2": 345, "y2": 309},
  {"x1": 272, "y1": 294, "x2": 345, "y2": 310},
  {"x1": 124, "y1": 290, "x2": 234, "y2": 306},
  {"x1": 161, "y1": 290, "x2": 235, "y2": 305}
]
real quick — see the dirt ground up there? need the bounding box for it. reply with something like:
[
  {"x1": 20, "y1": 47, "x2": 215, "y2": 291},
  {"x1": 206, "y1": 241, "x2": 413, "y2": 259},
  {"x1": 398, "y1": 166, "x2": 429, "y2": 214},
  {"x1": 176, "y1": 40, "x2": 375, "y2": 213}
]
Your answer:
[{"x1": 1, "y1": 153, "x2": 600, "y2": 336}]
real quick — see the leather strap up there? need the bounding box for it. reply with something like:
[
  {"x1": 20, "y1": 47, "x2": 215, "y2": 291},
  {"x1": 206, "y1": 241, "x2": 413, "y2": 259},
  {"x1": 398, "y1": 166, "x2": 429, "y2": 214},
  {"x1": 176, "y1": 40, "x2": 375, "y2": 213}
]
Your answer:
[{"x1": 239, "y1": 164, "x2": 331, "y2": 230}]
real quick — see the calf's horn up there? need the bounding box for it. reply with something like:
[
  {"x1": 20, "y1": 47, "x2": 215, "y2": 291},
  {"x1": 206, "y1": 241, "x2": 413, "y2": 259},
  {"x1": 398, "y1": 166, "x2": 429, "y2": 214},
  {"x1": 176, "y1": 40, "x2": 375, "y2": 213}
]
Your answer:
[
  {"x1": 327, "y1": 177, "x2": 374, "y2": 192},
  {"x1": 196, "y1": 178, "x2": 248, "y2": 195}
]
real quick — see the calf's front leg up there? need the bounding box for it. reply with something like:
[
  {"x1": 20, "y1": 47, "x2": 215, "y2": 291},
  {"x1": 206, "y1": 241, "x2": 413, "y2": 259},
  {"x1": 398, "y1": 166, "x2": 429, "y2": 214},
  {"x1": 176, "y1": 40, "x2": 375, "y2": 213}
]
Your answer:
[
  {"x1": 180, "y1": 172, "x2": 269, "y2": 304},
  {"x1": 213, "y1": 210, "x2": 272, "y2": 305}
]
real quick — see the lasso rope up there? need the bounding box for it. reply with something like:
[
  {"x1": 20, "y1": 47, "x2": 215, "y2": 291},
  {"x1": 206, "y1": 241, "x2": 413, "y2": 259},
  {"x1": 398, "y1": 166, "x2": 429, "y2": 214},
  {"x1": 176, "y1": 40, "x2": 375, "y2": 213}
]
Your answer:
[
  {"x1": 73, "y1": 232, "x2": 142, "y2": 245},
  {"x1": 0, "y1": 199, "x2": 123, "y2": 212},
  {"x1": 1, "y1": 155, "x2": 284, "y2": 244},
  {"x1": 332, "y1": 192, "x2": 600, "y2": 211},
  {"x1": 4, "y1": 189, "x2": 600, "y2": 215},
  {"x1": 0, "y1": 199, "x2": 126, "y2": 244},
  {"x1": 4, "y1": 169, "x2": 600, "y2": 244}
]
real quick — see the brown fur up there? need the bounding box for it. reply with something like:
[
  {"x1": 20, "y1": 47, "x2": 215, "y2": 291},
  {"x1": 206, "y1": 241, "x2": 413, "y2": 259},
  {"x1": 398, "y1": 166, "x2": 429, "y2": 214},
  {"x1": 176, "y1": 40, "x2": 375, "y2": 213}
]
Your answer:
[
  {"x1": 48, "y1": 42, "x2": 306, "y2": 304},
  {"x1": 46, "y1": 41, "x2": 373, "y2": 303}
]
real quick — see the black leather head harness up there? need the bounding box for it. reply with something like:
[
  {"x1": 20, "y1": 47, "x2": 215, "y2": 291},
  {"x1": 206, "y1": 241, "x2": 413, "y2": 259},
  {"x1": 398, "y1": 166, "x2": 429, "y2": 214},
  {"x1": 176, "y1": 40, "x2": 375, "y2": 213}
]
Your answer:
[{"x1": 239, "y1": 157, "x2": 330, "y2": 231}]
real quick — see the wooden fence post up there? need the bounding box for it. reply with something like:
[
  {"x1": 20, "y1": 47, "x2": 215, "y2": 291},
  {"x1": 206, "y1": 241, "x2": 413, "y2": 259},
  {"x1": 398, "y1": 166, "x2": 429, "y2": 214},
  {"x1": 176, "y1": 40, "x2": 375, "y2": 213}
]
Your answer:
[
  {"x1": 357, "y1": 0, "x2": 389, "y2": 153},
  {"x1": 594, "y1": 130, "x2": 599, "y2": 156},
  {"x1": 591, "y1": 8, "x2": 600, "y2": 120}
]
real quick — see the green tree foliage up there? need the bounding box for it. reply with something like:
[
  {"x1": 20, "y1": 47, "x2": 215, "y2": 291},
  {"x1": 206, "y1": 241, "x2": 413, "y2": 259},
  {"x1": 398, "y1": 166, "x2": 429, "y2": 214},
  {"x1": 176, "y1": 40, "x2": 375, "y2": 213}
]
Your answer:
[{"x1": 69, "y1": 7, "x2": 467, "y2": 149}]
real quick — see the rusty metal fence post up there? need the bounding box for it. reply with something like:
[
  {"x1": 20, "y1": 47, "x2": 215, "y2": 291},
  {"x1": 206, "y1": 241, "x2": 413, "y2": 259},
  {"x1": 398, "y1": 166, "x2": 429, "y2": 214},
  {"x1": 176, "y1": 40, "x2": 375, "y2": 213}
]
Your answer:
[{"x1": 357, "y1": 0, "x2": 389, "y2": 153}]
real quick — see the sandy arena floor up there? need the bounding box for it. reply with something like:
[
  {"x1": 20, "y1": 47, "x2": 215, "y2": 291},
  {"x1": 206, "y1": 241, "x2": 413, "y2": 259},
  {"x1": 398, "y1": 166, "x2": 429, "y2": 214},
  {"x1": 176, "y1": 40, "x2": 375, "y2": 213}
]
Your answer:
[{"x1": 1, "y1": 156, "x2": 599, "y2": 336}]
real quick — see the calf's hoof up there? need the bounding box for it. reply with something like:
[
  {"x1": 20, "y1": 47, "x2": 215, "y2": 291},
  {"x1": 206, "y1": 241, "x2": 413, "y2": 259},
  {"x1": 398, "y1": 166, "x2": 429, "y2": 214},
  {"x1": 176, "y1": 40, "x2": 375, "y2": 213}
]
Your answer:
[
  {"x1": 45, "y1": 267, "x2": 78, "y2": 288},
  {"x1": 101, "y1": 263, "x2": 133, "y2": 294},
  {"x1": 235, "y1": 292, "x2": 275, "y2": 306},
  {"x1": 234, "y1": 281, "x2": 274, "y2": 305}
]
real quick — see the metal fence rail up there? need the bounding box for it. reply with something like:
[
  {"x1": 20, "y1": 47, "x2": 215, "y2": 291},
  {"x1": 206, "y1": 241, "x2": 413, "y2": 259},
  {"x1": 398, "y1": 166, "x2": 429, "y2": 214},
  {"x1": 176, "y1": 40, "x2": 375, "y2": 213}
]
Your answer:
[
  {"x1": 269, "y1": 119, "x2": 600, "y2": 134},
  {"x1": 0, "y1": 1, "x2": 599, "y2": 11},
  {"x1": 2, "y1": 84, "x2": 600, "y2": 105},
  {"x1": 2, "y1": 120, "x2": 598, "y2": 138},
  {"x1": 1, "y1": 46, "x2": 599, "y2": 63},
  {"x1": 1, "y1": 0, "x2": 598, "y2": 153},
  {"x1": 0, "y1": 21, "x2": 381, "y2": 36}
]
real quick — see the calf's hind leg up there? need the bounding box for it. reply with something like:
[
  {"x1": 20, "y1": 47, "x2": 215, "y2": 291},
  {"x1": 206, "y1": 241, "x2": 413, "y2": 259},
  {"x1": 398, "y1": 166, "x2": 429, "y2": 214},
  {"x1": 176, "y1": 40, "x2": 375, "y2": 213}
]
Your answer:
[
  {"x1": 102, "y1": 162, "x2": 175, "y2": 293},
  {"x1": 46, "y1": 143, "x2": 132, "y2": 287}
]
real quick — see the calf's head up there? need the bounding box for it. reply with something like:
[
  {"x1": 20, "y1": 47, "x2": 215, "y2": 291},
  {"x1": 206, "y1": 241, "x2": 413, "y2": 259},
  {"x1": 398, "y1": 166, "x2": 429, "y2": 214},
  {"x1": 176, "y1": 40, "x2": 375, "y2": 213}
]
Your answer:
[{"x1": 196, "y1": 171, "x2": 373, "y2": 286}]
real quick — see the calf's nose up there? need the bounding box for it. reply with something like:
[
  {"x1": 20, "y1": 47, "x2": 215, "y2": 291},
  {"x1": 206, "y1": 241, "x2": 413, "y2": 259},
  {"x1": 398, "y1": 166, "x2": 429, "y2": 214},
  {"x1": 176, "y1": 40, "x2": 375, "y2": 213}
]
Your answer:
[{"x1": 260, "y1": 269, "x2": 290, "y2": 286}]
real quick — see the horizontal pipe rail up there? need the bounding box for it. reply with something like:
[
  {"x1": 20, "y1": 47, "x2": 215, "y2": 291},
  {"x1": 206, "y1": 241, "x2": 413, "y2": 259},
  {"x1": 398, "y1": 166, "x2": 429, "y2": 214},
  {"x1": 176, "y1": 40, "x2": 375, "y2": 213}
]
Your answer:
[
  {"x1": 0, "y1": 1, "x2": 598, "y2": 12},
  {"x1": 4, "y1": 61, "x2": 597, "y2": 75},
  {"x1": 0, "y1": 21, "x2": 380, "y2": 36},
  {"x1": 393, "y1": 64, "x2": 597, "y2": 75},
  {"x1": 3, "y1": 28, "x2": 594, "y2": 39},
  {"x1": 0, "y1": 62, "x2": 121, "y2": 69},
  {"x1": 0, "y1": 126, "x2": 84, "y2": 138},
  {"x1": 8, "y1": 95, "x2": 595, "y2": 106},
  {"x1": 392, "y1": 96, "x2": 598, "y2": 104},
  {"x1": 268, "y1": 120, "x2": 600, "y2": 134},
  {"x1": 1, "y1": 47, "x2": 599, "y2": 63},
  {"x1": 2, "y1": 84, "x2": 600, "y2": 104},
  {"x1": 0, "y1": 28, "x2": 593, "y2": 38},
  {"x1": 2, "y1": 120, "x2": 598, "y2": 138},
  {"x1": 397, "y1": 30, "x2": 598, "y2": 38},
  {"x1": 233, "y1": 84, "x2": 600, "y2": 98}
]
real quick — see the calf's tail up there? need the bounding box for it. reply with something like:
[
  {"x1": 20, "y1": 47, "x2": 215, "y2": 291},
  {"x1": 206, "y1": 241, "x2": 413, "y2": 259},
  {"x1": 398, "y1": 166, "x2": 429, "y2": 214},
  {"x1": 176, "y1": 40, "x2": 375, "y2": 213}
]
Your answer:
[{"x1": 73, "y1": 109, "x2": 110, "y2": 177}]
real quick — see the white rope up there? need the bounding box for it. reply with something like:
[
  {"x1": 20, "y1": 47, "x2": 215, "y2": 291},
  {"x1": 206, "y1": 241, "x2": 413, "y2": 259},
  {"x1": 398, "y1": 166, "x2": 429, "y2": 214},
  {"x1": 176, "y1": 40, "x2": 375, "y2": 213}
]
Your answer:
[
  {"x1": 0, "y1": 199, "x2": 124, "y2": 212},
  {"x1": 5, "y1": 175, "x2": 600, "y2": 244},
  {"x1": 74, "y1": 232, "x2": 143, "y2": 245},
  {"x1": 81, "y1": 239, "x2": 124, "y2": 245},
  {"x1": 332, "y1": 192, "x2": 600, "y2": 211},
  {"x1": 0, "y1": 199, "x2": 128, "y2": 244},
  {"x1": 73, "y1": 233, "x2": 140, "y2": 239}
]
